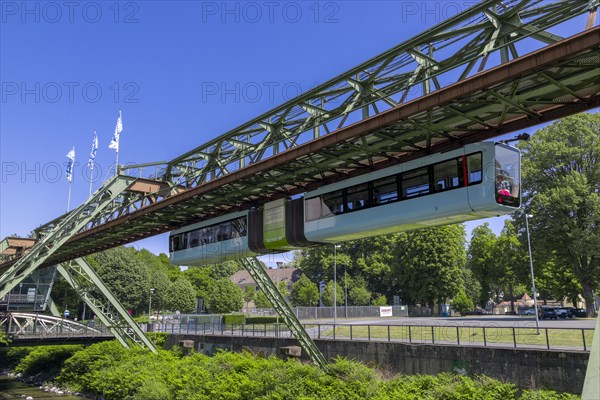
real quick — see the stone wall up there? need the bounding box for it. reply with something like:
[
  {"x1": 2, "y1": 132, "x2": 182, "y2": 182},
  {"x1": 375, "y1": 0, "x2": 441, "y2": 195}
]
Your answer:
[{"x1": 165, "y1": 334, "x2": 589, "y2": 395}]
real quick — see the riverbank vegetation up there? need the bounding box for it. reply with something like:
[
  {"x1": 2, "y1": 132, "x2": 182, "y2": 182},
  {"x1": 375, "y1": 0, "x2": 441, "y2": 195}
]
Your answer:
[{"x1": 0, "y1": 341, "x2": 580, "y2": 400}]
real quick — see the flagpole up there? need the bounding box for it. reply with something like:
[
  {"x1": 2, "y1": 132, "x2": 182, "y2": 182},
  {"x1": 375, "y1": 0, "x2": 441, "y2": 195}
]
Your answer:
[
  {"x1": 88, "y1": 130, "x2": 98, "y2": 196},
  {"x1": 89, "y1": 162, "x2": 94, "y2": 197},
  {"x1": 66, "y1": 145, "x2": 75, "y2": 212},
  {"x1": 67, "y1": 181, "x2": 72, "y2": 212}
]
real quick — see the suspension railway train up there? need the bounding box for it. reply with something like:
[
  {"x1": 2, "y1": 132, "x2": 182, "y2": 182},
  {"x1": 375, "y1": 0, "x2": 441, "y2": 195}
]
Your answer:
[{"x1": 169, "y1": 142, "x2": 521, "y2": 265}]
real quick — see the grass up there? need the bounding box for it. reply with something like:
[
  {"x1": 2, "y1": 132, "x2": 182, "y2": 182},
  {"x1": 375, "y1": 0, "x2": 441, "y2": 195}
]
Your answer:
[{"x1": 316, "y1": 324, "x2": 595, "y2": 349}]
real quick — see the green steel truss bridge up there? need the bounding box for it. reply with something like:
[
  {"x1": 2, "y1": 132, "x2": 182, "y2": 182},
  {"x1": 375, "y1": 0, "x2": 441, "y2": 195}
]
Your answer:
[{"x1": 1, "y1": 0, "x2": 599, "y2": 373}]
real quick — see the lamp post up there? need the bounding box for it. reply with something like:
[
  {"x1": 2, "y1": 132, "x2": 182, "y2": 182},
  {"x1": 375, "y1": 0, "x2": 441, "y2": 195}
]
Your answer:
[
  {"x1": 333, "y1": 244, "x2": 341, "y2": 327},
  {"x1": 344, "y1": 264, "x2": 348, "y2": 319},
  {"x1": 525, "y1": 213, "x2": 540, "y2": 334},
  {"x1": 148, "y1": 288, "x2": 155, "y2": 320}
]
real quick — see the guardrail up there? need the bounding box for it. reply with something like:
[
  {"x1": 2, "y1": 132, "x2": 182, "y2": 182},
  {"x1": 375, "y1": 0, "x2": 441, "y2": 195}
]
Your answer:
[{"x1": 153, "y1": 322, "x2": 595, "y2": 352}]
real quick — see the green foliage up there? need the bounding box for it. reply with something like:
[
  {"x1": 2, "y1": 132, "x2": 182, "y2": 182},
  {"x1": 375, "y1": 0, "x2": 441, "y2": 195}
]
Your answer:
[
  {"x1": 452, "y1": 290, "x2": 475, "y2": 314},
  {"x1": 371, "y1": 294, "x2": 388, "y2": 306},
  {"x1": 87, "y1": 246, "x2": 151, "y2": 313},
  {"x1": 245, "y1": 316, "x2": 279, "y2": 324},
  {"x1": 1, "y1": 342, "x2": 577, "y2": 400},
  {"x1": 0, "y1": 329, "x2": 10, "y2": 346},
  {"x1": 392, "y1": 225, "x2": 467, "y2": 308},
  {"x1": 291, "y1": 274, "x2": 320, "y2": 306},
  {"x1": 165, "y1": 276, "x2": 197, "y2": 312},
  {"x1": 147, "y1": 332, "x2": 168, "y2": 348},
  {"x1": 243, "y1": 286, "x2": 255, "y2": 307},
  {"x1": 253, "y1": 289, "x2": 272, "y2": 308},
  {"x1": 519, "y1": 113, "x2": 600, "y2": 315},
  {"x1": 14, "y1": 345, "x2": 83, "y2": 379},
  {"x1": 349, "y1": 285, "x2": 371, "y2": 306},
  {"x1": 222, "y1": 314, "x2": 245, "y2": 325},
  {"x1": 0, "y1": 347, "x2": 34, "y2": 369},
  {"x1": 207, "y1": 278, "x2": 244, "y2": 313},
  {"x1": 322, "y1": 281, "x2": 343, "y2": 306}
]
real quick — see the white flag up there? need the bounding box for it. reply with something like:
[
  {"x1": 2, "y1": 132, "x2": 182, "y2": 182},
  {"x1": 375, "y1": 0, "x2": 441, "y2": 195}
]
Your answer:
[
  {"x1": 109, "y1": 110, "x2": 123, "y2": 151},
  {"x1": 66, "y1": 147, "x2": 75, "y2": 183},
  {"x1": 88, "y1": 131, "x2": 98, "y2": 169}
]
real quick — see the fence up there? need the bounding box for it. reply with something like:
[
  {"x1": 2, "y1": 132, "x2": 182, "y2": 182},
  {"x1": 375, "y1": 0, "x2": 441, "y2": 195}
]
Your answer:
[
  {"x1": 244, "y1": 305, "x2": 411, "y2": 319},
  {"x1": 154, "y1": 321, "x2": 595, "y2": 352}
]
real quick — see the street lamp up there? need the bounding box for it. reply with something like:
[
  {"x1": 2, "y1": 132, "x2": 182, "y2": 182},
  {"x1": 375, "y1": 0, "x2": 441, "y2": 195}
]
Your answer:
[
  {"x1": 333, "y1": 244, "x2": 341, "y2": 327},
  {"x1": 148, "y1": 288, "x2": 155, "y2": 320},
  {"x1": 525, "y1": 213, "x2": 540, "y2": 334},
  {"x1": 344, "y1": 264, "x2": 348, "y2": 319}
]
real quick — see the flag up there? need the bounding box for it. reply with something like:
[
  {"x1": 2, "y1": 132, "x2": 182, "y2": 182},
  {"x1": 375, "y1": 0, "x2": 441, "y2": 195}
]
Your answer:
[
  {"x1": 109, "y1": 110, "x2": 123, "y2": 151},
  {"x1": 66, "y1": 147, "x2": 75, "y2": 183},
  {"x1": 88, "y1": 131, "x2": 98, "y2": 169}
]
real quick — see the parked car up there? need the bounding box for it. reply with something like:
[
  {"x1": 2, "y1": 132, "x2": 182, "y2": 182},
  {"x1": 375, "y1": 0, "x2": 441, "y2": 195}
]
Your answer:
[
  {"x1": 540, "y1": 308, "x2": 558, "y2": 320},
  {"x1": 524, "y1": 308, "x2": 537, "y2": 316},
  {"x1": 555, "y1": 307, "x2": 577, "y2": 319},
  {"x1": 573, "y1": 308, "x2": 588, "y2": 318}
]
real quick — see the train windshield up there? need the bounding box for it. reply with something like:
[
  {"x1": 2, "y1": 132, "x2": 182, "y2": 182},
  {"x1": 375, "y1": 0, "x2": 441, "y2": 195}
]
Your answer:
[{"x1": 495, "y1": 145, "x2": 520, "y2": 207}]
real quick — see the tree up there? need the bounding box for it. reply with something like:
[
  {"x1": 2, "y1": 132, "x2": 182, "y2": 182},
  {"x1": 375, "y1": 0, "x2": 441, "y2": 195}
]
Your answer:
[
  {"x1": 321, "y1": 281, "x2": 343, "y2": 306},
  {"x1": 164, "y1": 277, "x2": 197, "y2": 313},
  {"x1": 148, "y1": 269, "x2": 171, "y2": 312},
  {"x1": 371, "y1": 294, "x2": 387, "y2": 306},
  {"x1": 452, "y1": 290, "x2": 474, "y2": 314},
  {"x1": 253, "y1": 289, "x2": 272, "y2": 308},
  {"x1": 391, "y1": 224, "x2": 467, "y2": 311},
  {"x1": 86, "y1": 247, "x2": 151, "y2": 313},
  {"x1": 206, "y1": 279, "x2": 243, "y2": 313},
  {"x1": 243, "y1": 286, "x2": 255, "y2": 309},
  {"x1": 183, "y1": 267, "x2": 215, "y2": 300},
  {"x1": 518, "y1": 113, "x2": 600, "y2": 316},
  {"x1": 467, "y1": 223, "x2": 498, "y2": 306},
  {"x1": 290, "y1": 275, "x2": 319, "y2": 306}
]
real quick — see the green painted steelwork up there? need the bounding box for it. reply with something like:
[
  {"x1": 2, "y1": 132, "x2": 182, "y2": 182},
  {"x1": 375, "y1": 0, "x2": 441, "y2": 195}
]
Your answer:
[
  {"x1": 0, "y1": 175, "x2": 136, "y2": 299},
  {"x1": 240, "y1": 257, "x2": 328, "y2": 369},
  {"x1": 263, "y1": 199, "x2": 291, "y2": 250},
  {"x1": 57, "y1": 259, "x2": 157, "y2": 353},
  {"x1": 161, "y1": 0, "x2": 596, "y2": 188}
]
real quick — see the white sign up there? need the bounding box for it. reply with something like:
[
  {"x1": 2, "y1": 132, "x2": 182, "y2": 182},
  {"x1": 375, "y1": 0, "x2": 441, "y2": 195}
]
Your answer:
[{"x1": 379, "y1": 306, "x2": 393, "y2": 317}]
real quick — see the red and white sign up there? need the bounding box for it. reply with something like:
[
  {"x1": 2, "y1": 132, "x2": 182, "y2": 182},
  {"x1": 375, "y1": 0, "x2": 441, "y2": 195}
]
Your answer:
[{"x1": 379, "y1": 306, "x2": 393, "y2": 317}]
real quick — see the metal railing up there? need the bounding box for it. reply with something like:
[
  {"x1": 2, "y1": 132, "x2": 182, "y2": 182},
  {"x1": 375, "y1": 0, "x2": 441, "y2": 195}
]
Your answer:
[{"x1": 153, "y1": 321, "x2": 595, "y2": 352}]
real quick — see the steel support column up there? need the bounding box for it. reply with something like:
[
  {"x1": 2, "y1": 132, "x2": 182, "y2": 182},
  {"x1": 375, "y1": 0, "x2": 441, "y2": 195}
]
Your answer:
[
  {"x1": 57, "y1": 258, "x2": 157, "y2": 353},
  {"x1": 240, "y1": 257, "x2": 327, "y2": 370}
]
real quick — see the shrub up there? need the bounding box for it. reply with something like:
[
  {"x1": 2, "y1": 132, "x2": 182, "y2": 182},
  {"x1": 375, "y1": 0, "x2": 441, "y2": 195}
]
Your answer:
[
  {"x1": 15, "y1": 345, "x2": 83, "y2": 380},
  {"x1": 245, "y1": 316, "x2": 279, "y2": 324},
  {"x1": 0, "y1": 347, "x2": 35, "y2": 369},
  {"x1": 222, "y1": 313, "x2": 245, "y2": 325}
]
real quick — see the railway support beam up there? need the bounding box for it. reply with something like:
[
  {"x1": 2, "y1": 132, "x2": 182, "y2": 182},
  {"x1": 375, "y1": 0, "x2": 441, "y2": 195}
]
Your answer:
[
  {"x1": 240, "y1": 257, "x2": 328, "y2": 370},
  {"x1": 56, "y1": 258, "x2": 157, "y2": 353},
  {"x1": 0, "y1": 175, "x2": 137, "y2": 299}
]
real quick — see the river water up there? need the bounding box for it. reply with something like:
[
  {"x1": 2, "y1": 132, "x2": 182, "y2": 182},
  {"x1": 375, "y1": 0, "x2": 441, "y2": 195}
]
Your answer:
[{"x1": 0, "y1": 376, "x2": 79, "y2": 399}]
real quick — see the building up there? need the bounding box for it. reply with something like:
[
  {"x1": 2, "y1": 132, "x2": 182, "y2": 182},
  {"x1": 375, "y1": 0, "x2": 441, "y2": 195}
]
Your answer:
[{"x1": 231, "y1": 267, "x2": 302, "y2": 294}]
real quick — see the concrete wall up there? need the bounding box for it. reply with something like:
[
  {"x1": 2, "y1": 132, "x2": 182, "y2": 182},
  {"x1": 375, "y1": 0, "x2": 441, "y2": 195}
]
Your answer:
[{"x1": 165, "y1": 334, "x2": 589, "y2": 395}]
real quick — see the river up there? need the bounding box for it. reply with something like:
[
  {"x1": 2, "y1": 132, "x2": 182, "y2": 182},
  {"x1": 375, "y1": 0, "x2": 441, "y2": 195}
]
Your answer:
[{"x1": 0, "y1": 375, "x2": 79, "y2": 399}]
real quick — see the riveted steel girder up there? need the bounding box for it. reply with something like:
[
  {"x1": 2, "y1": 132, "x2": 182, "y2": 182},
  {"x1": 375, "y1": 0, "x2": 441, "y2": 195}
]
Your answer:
[
  {"x1": 0, "y1": 175, "x2": 137, "y2": 298},
  {"x1": 240, "y1": 257, "x2": 328, "y2": 369},
  {"x1": 57, "y1": 259, "x2": 157, "y2": 353}
]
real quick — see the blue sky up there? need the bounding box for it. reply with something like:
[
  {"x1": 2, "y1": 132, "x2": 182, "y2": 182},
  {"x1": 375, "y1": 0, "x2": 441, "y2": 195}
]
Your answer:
[{"x1": 0, "y1": 1, "x2": 590, "y2": 267}]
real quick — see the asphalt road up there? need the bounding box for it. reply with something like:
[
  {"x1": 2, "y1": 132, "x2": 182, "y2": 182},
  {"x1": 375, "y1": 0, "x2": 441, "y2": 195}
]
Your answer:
[{"x1": 308, "y1": 315, "x2": 596, "y2": 329}]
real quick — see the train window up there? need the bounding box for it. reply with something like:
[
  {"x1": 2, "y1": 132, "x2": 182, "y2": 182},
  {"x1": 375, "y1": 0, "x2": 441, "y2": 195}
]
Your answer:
[
  {"x1": 373, "y1": 176, "x2": 398, "y2": 204},
  {"x1": 323, "y1": 192, "x2": 345, "y2": 215},
  {"x1": 433, "y1": 159, "x2": 460, "y2": 192},
  {"x1": 495, "y1": 145, "x2": 520, "y2": 207},
  {"x1": 402, "y1": 167, "x2": 430, "y2": 198},
  {"x1": 346, "y1": 184, "x2": 369, "y2": 212},
  {"x1": 467, "y1": 153, "x2": 482, "y2": 184}
]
